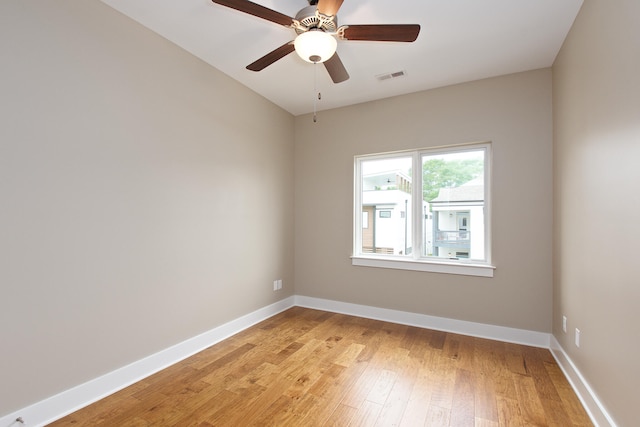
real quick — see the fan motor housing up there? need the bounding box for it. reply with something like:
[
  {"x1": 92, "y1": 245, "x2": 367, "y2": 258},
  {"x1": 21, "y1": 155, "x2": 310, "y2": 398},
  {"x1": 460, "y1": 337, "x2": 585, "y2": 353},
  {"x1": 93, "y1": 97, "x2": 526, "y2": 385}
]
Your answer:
[{"x1": 294, "y1": 5, "x2": 337, "y2": 34}]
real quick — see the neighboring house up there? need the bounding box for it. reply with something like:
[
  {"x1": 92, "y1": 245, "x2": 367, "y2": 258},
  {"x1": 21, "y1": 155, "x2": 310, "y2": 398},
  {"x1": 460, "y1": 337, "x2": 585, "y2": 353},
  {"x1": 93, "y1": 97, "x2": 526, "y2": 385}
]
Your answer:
[
  {"x1": 429, "y1": 177, "x2": 485, "y2": 260},
  {"x1": 361, "y1": 170, "x2": 429, "y2": 255}
]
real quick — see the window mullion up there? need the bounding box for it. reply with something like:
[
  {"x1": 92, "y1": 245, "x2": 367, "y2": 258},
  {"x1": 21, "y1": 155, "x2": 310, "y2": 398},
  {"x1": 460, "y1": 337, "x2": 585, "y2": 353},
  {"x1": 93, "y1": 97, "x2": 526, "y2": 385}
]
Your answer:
[
  {"x1": 353, "y1": 158, "x2": 362, "y2": 256},
  {"x1": 412, "y1": 152, "x2": 422, "y2": 260}
]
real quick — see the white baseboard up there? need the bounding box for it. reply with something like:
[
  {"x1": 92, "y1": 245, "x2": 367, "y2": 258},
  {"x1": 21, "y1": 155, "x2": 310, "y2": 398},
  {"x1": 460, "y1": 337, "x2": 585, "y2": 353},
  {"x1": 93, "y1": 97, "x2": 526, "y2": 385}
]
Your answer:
[
  {"x1": 2, "y1": 296, "x2": 611, "y2": 427},
  {"x1": 0, "y1": 297, "x2": 296, "y2": 427},
  {"x1": 295, "y1": 295, "x2": 550, "y2": 348},
  {"x1": 549, "y1": 336, "x2": 617, "y2": 427}
]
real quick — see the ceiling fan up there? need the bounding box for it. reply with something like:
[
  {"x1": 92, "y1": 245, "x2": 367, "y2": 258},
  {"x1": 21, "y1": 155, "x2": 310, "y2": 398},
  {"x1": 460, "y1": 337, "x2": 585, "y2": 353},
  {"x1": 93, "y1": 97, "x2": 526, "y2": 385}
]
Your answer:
[{"x1": 211, "y1": 0, "x2": 421, "y2": 84}]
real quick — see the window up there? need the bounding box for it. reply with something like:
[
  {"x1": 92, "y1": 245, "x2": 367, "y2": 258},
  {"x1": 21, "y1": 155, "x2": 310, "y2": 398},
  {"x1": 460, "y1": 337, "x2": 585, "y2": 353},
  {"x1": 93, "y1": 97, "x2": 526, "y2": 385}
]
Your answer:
[{"x1": 353, "y1": 142, "x2": 494, "y2": 277}]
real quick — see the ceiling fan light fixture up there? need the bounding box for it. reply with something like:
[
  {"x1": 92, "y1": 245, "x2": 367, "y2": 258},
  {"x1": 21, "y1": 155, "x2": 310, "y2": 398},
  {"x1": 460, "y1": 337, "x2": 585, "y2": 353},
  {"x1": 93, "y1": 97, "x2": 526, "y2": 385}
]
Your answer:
[{"x1": 294, "y1": 30, "x2": 337, "y2": 63}]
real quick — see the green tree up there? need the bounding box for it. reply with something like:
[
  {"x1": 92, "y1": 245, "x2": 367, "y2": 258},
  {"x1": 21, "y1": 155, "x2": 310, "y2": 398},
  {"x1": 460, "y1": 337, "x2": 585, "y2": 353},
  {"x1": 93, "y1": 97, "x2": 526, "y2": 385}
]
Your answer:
[{"x1": 422, "y1": 158, "x2": 483, "y2": 201}]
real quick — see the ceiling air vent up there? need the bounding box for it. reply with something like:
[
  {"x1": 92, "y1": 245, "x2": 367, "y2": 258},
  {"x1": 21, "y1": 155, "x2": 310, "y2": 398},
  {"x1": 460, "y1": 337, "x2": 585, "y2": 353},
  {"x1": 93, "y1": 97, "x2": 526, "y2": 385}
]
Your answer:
[{"x1": 376, "y1": 70, "x2": 406, "y2": 82}]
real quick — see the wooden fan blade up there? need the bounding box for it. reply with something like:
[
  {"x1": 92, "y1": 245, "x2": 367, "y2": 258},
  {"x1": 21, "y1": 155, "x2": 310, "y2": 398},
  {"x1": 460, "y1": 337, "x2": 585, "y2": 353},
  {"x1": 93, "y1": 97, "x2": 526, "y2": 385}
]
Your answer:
[
  {"x1": 341, "y1": 24, "x2": 420, "y2": 42},
  {"x1": 246, "y1": 42, "x2": 295, "y2": 71},
  {"x1": 211, "y1": 0, "x2": 293, "y2": 27},
  {"x1": 317, "y1": 0, "x2": 344, "y2": 16},
  {"x1": 324, "y1": 53, "x2": 349, "y2": 83}
]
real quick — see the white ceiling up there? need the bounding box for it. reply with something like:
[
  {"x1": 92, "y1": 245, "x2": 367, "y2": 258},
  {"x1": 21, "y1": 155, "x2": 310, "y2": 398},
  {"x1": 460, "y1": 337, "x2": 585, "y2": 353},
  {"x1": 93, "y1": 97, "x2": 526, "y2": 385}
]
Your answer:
[{"x1": 100, "y1": 0, "x2": 583, "y2": 116}]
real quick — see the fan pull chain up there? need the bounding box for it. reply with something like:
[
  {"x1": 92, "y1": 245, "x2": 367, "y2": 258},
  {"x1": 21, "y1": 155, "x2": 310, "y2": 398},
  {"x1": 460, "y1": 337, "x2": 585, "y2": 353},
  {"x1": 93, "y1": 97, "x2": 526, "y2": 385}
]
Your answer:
[
  {"x1": 313, "y1": 62, "x2": 318, "y2": 122},
  {"x1": 313, "y1": 62, "x2": 322, "y2": 123}
]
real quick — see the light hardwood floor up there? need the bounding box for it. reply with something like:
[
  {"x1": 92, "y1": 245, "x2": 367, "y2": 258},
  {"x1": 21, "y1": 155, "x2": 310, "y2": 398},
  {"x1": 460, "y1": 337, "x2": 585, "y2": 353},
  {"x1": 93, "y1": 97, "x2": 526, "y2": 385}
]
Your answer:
[{"x1": 48, "y1": 307, "x2": 592, "y2": 426}]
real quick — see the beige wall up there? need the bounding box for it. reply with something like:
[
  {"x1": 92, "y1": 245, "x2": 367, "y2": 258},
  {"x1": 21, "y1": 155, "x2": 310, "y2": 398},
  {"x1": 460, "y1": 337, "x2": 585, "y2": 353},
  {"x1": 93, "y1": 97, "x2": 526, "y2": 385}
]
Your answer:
[
  {"x1": 0, "y1": 0, "x2": 294, "y2": 416},
  {"x1": 294, "y1": 69, "x2": 554, "y2": 332},
  {"x1": 553, "y1": 1, "x2": 640, "y2": 425}
]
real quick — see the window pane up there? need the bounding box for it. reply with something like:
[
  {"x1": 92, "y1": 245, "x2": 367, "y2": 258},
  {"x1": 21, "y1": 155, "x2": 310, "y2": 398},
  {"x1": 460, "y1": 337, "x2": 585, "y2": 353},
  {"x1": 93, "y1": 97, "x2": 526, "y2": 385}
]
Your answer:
[
  {"x1": 422, "y1": 149, "x2": 485, "y2": 261},
  {"x1": 360, "y1": 157, "x2": 413, "y2": 256}
]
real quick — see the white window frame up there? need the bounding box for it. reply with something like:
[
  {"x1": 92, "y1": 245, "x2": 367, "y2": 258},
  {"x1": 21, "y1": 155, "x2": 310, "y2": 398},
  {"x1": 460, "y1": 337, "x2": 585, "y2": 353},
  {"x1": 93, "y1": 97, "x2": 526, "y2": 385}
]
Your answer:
[{"x1": 352, "y1": 142, "x2": 495, "y2": 277}]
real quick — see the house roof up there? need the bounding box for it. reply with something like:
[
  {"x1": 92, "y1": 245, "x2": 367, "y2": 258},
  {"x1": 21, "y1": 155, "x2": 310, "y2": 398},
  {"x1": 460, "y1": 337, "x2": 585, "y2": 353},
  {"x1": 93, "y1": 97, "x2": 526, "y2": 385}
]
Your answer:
[{"x1": 430, "y1": 178, "x2": 484, "y2": 203}]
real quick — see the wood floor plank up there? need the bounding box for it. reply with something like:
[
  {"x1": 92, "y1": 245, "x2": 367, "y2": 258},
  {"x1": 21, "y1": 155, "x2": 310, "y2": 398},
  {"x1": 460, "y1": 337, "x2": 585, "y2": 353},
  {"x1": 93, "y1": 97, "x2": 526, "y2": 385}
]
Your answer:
[
  {"x1": 513, "y1": 374, "x2": 549, "y2": 426},
  {"x1": 407, "y1": 327, "x2": 435, "y2": 359},
  {"x1": 474, "y1": 370, "x2": 499, "y2": 423},
  {"x1": 340, "y1": 362, "x2": 381, "y2": 408},
  {"x1": 47, "y1": 308, "x2": 593, "y2": 427},
  {"x1": 173, "y1": 388, "x2": 239, "y2": 425},
  {"x1": 304, "y1": 361, "x2": 368, "y2": 425},
  {"x1": 521, "y1": 346, "x2": 563, "y2": 402},
  {"x1": 354, "y1": 327, "x2": 386, "y2": 363},
  {"x1": 428, "y1": 343, "x2": 457, "y2": 411},
  {"x1": 374, "y1": 355, "x2": 419, "y2": 426},
  {"x1": 504, "y1": 342, "x2": 528, "y2": 376},
  {"x1": 399, "y1": 351, "x2": 436, "y2": 426},
  {"x1": 136, "y1": 391, "x2": 185, "y2": 425},
  {"x1": 454, "y1": 335, "x2": 478, "y2": 372},
  {"x1": 323, "y1": 403, "x2": 359, "y2": 426},
  {"x1": 496, "y1": 396, "x2": 525, "y2": 427},
  {"x1": 475, "y1": 417, "x2": 500, "y2": 427},
  {"x1": 350, "y1": 399, "x2": 383, "y2": 427},
  {"x1": 334, "y1": 342, "x2": 366, "y2": 367},
  {"x1": 539, "y1": 397, "x2": 576, "y2": 427},
  {"x1": 429, "y1": 330, "x2": 447, "y2": 350},
  {"x1": 366, "y1": 368, "x2": 397, "y2": 405},
  {"x1": 450, "y1": 368, "x2": 476, "y2": 427},
  {"x1": 425, "y1": 404, "x2": 452, "y2": 426},
  {"x1": 544, "y1": 361, "x2": 594, "y2": 426}
]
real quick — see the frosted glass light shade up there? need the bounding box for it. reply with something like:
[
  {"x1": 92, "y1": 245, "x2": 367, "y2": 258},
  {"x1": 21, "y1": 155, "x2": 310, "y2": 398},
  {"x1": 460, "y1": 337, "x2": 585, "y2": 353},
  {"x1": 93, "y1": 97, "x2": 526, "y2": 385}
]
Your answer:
[{"x1": 294, "y1": 30, "x2": 337, "y2": 63}]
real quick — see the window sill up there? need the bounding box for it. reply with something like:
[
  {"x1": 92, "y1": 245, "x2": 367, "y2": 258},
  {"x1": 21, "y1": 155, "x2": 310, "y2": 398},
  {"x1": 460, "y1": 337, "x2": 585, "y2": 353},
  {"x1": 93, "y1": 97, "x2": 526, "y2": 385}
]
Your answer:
[{"x1": 351, "y1": 255, "x2": 495, "y2": 277}]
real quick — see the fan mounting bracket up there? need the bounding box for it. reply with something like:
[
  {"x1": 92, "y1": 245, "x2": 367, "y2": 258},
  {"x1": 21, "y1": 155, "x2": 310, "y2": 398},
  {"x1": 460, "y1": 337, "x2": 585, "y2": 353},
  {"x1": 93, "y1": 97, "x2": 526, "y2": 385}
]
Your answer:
[{"x1": 336, "y1": 25, "x2": 348, "y2": 40}]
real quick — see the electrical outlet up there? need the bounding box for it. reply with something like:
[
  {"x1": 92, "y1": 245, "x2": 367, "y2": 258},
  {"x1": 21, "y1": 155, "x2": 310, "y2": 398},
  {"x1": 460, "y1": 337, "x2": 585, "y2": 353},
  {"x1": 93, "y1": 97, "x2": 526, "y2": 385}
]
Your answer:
[
  {"x1": 278, "y1": 279, "x2": 283, "y2": 290},
  {"x1": 562, "y1": 315, "x2": 567, "y2": 333},
  {"x1": 575, "y1": 328, "x2": 581, "y2": 347},
  {"x1": 273, "y1": 280, "x2": 279, "y2": 291}
]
